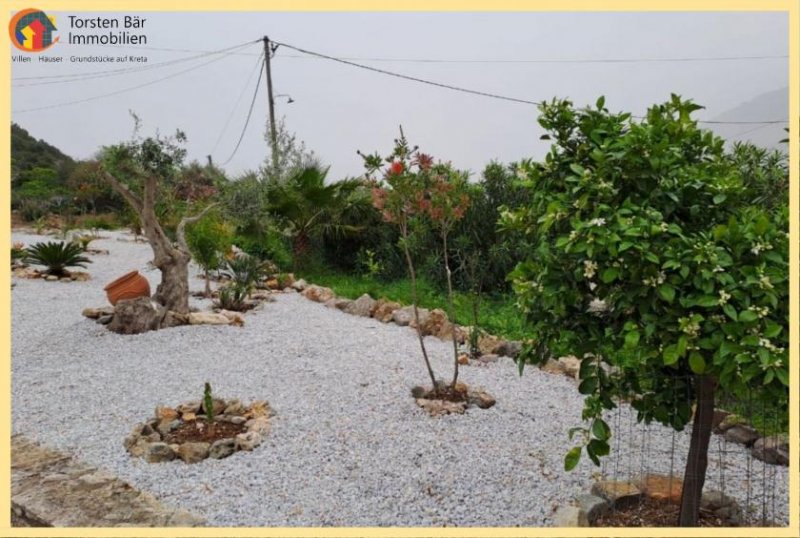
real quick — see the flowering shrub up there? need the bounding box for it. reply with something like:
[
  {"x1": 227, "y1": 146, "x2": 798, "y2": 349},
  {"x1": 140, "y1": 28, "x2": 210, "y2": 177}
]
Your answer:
[
  {"x1": 503, "y1": 95, "x2": 788, "y2": 525},
  {"x1": 360, "y1": 129, "x2": 470, "y2": 392}
]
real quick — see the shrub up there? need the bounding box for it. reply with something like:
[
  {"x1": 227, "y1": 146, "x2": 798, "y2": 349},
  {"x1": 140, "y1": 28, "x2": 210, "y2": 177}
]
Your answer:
[
  {"x1": 215, "y1": 284, "x2": 249, "y2": 312},
  {"x1": 186, "y1": 211, "x2": 234, "y2": 296},
  {"x1": 25, "y1": 241, "x2": 91, "y2": 276},
  {"x1": 505, "y1": 95, "x2": 788, "y2": 525},
  {"x1": 222, "y1": 255, "x2": 272, "y2": 295}
]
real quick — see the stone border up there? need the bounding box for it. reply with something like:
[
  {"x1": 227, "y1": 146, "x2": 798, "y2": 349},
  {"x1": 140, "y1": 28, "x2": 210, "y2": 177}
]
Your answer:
[
  {"x1": 11, "y1": 434, "x2": 204, "y2": 527},
  {"x1": 125, "y1": 399, "x2": 274, "y2": 464},
  {"x1": 553, "y1": 476, "x2": 745, "y2": 527},
  {"x1": 12, "y1": 266, "x2": 91, "y2": 282}
]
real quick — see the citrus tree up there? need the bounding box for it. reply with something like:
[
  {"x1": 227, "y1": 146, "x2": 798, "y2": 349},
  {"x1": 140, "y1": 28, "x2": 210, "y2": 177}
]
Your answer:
[{"x1": 503, "y1": 95, "x2": 789, "y2": 526}]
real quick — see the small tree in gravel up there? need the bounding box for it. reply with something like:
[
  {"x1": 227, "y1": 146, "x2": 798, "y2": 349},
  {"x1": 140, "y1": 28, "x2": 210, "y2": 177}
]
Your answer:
[
  {"x1": 185, "y1": 211, "x2": 233, "y2": 297},
  {"x1": 504, "y1": 96, "x2": 788, "y2": 526},
  {"x1": 100, "y1": 122, "x2": 217, "y2": 315},
  {"x1": 360, "y1": 128, "x2": 470, "y2": 395}
]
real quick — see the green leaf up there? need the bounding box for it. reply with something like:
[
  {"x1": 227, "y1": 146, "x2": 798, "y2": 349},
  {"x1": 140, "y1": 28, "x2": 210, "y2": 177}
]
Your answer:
[
  {"x1": 624, "y1": 330, "x2": 640, "y2": 349},
  {"x1": 722, "y1": 303, "x2": 738, "y2": 321},
  {"x1": 688, "y1": 352, "x2": 706, "y2": 374},
  {"x1": 658, "y1": 284, "x2": 675, "y2": 303},
  {"x1": 663, "y1": 344, "x2": 680, "y2": 365},
  {"x1": 592, "y1": 419, "x2": 611, "y2": 441},
  {"x1": 696, "y1": 295, "x2": 718, "y2": 307},
  {"x1": 739, "y1": 310, "x2": 758, "y2": 323},
  {"x1": 712, "y1": 194, "x2": 727, "y2": 205},
  {"x1": 596, "y1": 96, "x2": 606, "y2": 109},
  {"x1": 601, "y1": 267, "x2": 619, "y2": 283},
  {"x1": 588, "y1": 438, "x2": 610, "y2": 457},
  {"x1": 720, "y1": 340, "x2": 739, "y2": 358},
  {"x1": 619, "y1": 241, "x2": 634, "y2": 252},
  {"x1": 764, "y1": 323, "x2": 782, "y2": 338},
  {"x1": 775, "y1": 368, "x2": 789, "y2": 387},
  {"x1": 569, "y1": 164, "x2": 585, "y2": 176},
  {"x1": 564, "y1": 446, "x2": 581, "y2": 471},
  {"x1": 578, "y1": 378, "x2": 598, "y2": 395}
]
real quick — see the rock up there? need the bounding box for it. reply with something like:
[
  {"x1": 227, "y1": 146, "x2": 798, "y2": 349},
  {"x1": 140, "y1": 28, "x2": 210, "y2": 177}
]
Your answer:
[
  {"x1": 711, "y1": 408, "x2": 732, "y2": 431},
  {"x1": 478, "y1": 334, "x2": 503, "y2": 356},
  {"x1": 221, "y1": 415, "x2": 247, "y2": 425},
  {"x1": 81, "y1": 306, "x2": 115, "y2": 319},
  {"x1": 126, "y1": 438, "x2": 151, "y2": 458},
  {"x1": 552, "y1": 505, "x2": 587, "y2": 527},
  {"x1": 701, "y1": 490, "x2": 738, "y2": 511},
  {"x1": 392, "y1": 306, "x2": 416, "y2": 326},
  {"x1": 155, "y1": 406, "x2": 179, "y2": 421},
  {"x1": 344, "y1": 293, "x2": 377, "y2": 317},
  {"x1": 60, "y1": 277, "x2": 72, "y2": 282},
  {"x1": 223, "y1": 400, "x2": 245, "y2": 415},
  {"x1": 414, "y1": 308, "x2": 449, "y2": 337},
  {"x1": 477, "y1": 353, "x2": 500, "y2": 364},
  {"x1": 244, "y1": 400, "x2": 273, "y2": 418},
  {"x1": 145, "y1": 442, "x2": 175, "y2": 463},
  {"x1": 591, "y1": 481, "x2": 642, "y2": 508},
  {"x1": 163, "y1": 311, "x2": 188, "y2": 328},
  {"x1": 182, "y1": 412, "x2": 197, "y2": 422},
  {"x1": 187, "y1": 311, "x2": 231, "y2": 325},
  {"x1": 415, "y1": 398, "x2": 467, "y2": 417},
  {"x1": 468, "y1": 390, "x2": 496, "y2": 409},
  {"x1": 325, "y1": 298, "x2": 352, "y2": 310},
  {"x1": 291, "y1": 278, "x2": 308, "y2": 291},
  {"x1": 541, "y1": 359, "x2": 566, "y2": 375},
  {"x1": 265, "y1": 278, "x2": 280, "y2": 290},
  {"x1": 13, "y1": 267, "x2": 41, "y2": 279},
  {"x1": 301, "y1": 285, "x2": 335, "y2": 303},
  {"x1": 558, "y1": 356, "x2": 581, "y2": 379},
  {"x1": 495, "y1": 340, "x2": 523, "y2": 358},
  {"x1": 638, "y1": 474, "x2": 683, "y2": 504},
  {"x1": 45, "y1": 275, "x2": 59, "y2": 282},
  {"x1": 107, "y1": 297, "x2": 167, "y2": 335},
  {"x1": 751, "y1": 434, "x2": 789, "y2": 465},
  {"x1": 457, "y1": 354, "x2": 470, "y2": 365},
  {"x1": 69, "y1": 271, "x2": 92, "y2": 281},
  {"x1": 235, "y1": 431, "x2": 262, "y2": 451},
  {"x1": 250, "y1": 290, "x2": 272, "y2": 301},
  {"x1": 97, "y1": 315, "x2": 113, "y2": 325},
  {"x1": 576, "y1": 493, "x2": 610, "y2": 523},
  {"x1": 245, "y1": 417, "x2": 271, "y2": 436},
  {"x1": 218, "y1": 309, "x2": 245, "y2": 326},
  {"x1": 723, "y1": 424, "x2": 760, "y2": 446},
  {"x1": 408, "y1": 308, "x2": 431, "y2": 330},
  {"x1": 156, "y1": 419, "x2": 181, "y2": 436},
  {"x1": 714, "y1": 413, "x2": 747, "y2": 434},
  {"x1": 176, "y1": 401, "x2": 200, "y2": 415},
  {"x1": 176, "y1": 442, "x2": 209, "y2": 464},
  {"x1": 208, "y1": 438, "x2": 236, "y2": 459},
  {"x1": 278, "y1": 273, "x2": 296, "y2": 288},
  {"x1": 370, "y1": 299, "x2": 400, "y2": 322}
]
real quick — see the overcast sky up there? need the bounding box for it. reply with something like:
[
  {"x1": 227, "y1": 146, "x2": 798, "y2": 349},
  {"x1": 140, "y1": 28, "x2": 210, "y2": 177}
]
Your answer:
[{"x1": 11, "y1": 11, "x2": 789, "y2": 180}]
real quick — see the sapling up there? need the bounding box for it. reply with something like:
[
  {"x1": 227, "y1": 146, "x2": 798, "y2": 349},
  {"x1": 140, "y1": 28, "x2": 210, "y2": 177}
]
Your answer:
[{"x1": 203, "y1": 382, "x2": 214, "y2": 423}]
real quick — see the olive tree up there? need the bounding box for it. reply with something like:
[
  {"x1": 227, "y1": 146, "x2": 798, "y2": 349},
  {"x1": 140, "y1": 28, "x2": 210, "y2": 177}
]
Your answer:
[{"x1": 504, "y1": 95, "x2": 788, "y2": 526}]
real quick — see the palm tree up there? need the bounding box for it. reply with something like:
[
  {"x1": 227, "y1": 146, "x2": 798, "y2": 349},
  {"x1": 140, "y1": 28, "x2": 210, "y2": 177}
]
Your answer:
[{"x1": 268, "y1": 165, "x2": 370, "y2": 266}]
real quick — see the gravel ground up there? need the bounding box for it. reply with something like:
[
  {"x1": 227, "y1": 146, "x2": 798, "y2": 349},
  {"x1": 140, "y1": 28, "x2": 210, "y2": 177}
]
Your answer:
[{"x1": 11, "y1": 230, "x2": 789, "y2": 527}]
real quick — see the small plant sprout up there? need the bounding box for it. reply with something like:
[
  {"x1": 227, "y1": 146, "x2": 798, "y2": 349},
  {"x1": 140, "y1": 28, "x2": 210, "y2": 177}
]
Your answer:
[{"x1": 204, "y1": 382, "x2": 214, "y2": 423}]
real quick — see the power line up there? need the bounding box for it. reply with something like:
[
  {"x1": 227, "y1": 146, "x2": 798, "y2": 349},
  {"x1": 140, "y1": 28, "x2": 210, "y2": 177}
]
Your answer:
[
  {"x1": 13, "y1": 40, "x2": 260, "y2": 86},
  {"x1": 13, "y1": 44, "x2": 256, "y2": 114},
  {"x1": 221, "y1": 57, "x2": 265, "y2": 165},
  {"x1": 211, "y1": 51, "x2": 264, "y2": 156},
  {"x1": 272, "y1": 39, "x2": 788, "y2": 126}
]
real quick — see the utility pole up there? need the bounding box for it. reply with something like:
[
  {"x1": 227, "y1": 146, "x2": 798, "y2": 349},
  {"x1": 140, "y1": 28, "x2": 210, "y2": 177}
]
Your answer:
[{"x1": 263, "y1": 36, "x2": 278, "y2": 174}]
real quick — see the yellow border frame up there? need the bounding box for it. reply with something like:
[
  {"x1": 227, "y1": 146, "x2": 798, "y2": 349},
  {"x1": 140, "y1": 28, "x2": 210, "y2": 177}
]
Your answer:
[{"x1": 2, "y1": 2, "x2": 797, "y2": 537}]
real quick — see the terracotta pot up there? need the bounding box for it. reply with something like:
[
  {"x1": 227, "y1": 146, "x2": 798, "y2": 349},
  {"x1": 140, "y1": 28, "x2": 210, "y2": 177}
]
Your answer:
[{"x1": 104, "y1": 270, "x2": 151, "y2": 306}]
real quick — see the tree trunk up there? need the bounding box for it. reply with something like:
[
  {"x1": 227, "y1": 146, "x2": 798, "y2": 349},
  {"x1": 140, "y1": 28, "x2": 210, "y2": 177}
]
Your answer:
[
  {"x1": 153, "y1": 251, "x2": 191, "y2": 313},
  {"x1": 400, "y1": 222, "x2": 438, "y2": 394},
  {"x1": 293, "y1": 232, "x2": 310, "y2": 267},
  {"x1": 204, "y1": 269, "x2": 211, "y2": 298},
  {"x1": 442, "y1": 232, "x2": 460, "y2": 389},
  {"x1": 678, "y1": 375, "x2": 716, "y2": 526}
]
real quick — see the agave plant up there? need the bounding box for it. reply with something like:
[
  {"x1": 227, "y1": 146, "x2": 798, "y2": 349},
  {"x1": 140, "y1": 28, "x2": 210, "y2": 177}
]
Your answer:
[
  {"x1": 25, "y1": 241, "x2": 91, "y2": 276},
  {"x1": 221, "y1": 254, "x2": 272, "y2": 294},
  {"x1": 215, "y1": 283, "x2": 249, "y2": 312}
]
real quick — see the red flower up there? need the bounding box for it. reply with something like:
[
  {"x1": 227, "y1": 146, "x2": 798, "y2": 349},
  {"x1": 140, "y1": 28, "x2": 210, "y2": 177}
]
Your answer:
[
  {"x1": 413, "y1": 153, "x2": 434, "y2": 170},
  {"x1": 388, "y1": 161, "x2": 404, "y2": 176}
]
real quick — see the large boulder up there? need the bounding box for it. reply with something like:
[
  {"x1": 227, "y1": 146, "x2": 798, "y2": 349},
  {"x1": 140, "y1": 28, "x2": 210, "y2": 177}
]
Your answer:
[
  {"x1": 344, "y1": 294, "x2": 377, "y2": 317},
  {"x1": 408, "y1": 308, "x2": 431, "y2": 330},
  {"x1": 392, "y1": 306, "x2": 415, "y2": 326},
  {"x1": 290, "y1": 278, "x2": 307, "y2": 291},
  {"x1": 416, "y1": 309, "x2": 454, "y2": 339},
  {"x1": 108, "y1": 297, "x2": 167, "y2": 335},
  {"x1": 188, "y1": 312, "x2": 231, "y2": 326},
  {"x1": 302, "y1": 285, "x2": 335, "y2": 303},
  {"x1": 495, "y1": 340, "x2": 523, "y2": 358},
  {"x1": 372, "y1": 299, "x2": 401, "y2": 322},
  {"x1": 81, "y1": 306, "x2": 115, "y2": 319},
  {"x1": 478, "y1": 333, "x2": 504, "y2": 356}
]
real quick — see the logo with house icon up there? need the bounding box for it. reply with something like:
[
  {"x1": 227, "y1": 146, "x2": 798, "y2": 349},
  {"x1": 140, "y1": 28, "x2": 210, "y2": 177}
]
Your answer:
[{"x1": 9, "y1": 8, "x2": 59, "y2": 52}]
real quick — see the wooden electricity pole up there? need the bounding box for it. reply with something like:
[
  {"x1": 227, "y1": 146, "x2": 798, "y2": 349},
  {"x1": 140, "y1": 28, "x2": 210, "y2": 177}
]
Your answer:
[{"x1": 263, "y1": 36, "x2": 278, "y2": 173}]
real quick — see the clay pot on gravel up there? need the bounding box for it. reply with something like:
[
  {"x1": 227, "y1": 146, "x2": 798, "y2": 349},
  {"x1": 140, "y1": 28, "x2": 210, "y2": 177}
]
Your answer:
[{"x1": 104, "y1": 270, "x2": 151, "y2": 306}]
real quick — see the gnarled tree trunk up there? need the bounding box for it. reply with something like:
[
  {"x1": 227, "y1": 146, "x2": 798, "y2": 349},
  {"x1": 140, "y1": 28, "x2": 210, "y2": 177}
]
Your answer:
[{"x1": 103, "y1": 170, "x2": 215, "y2": 317}]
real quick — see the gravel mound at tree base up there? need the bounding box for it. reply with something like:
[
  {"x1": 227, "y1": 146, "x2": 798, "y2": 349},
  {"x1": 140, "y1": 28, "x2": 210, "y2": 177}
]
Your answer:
[{"x1": 11, "y1": 230, "x2": 789, "y2": 527}]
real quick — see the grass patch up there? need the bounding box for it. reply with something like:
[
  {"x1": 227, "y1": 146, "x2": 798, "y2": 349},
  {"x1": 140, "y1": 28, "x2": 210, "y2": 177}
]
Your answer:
[{"x1": 300, "y1": 267, "x2": 528, "y2": 341}]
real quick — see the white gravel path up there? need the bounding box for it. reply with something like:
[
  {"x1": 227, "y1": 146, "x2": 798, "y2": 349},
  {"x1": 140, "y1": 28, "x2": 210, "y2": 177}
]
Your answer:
[{"x1": 11, "y1": 230, "x2": 789, "y2": 527}]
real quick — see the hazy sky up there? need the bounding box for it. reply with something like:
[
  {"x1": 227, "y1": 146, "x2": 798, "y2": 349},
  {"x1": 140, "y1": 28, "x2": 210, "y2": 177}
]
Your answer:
[{"x1": 11, "y1": 11, "x2": 789, "y2": 180}]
